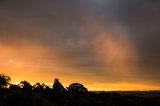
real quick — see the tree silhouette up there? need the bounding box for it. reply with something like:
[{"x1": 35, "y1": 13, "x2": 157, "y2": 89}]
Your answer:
[
  {"x1": 52, "y1": 78, "x2": 66, "y2": 93},
  {"x1": 19, "y1": 81, "x2": 32, "y2": 93},
  {"x1": 0, "y1": 74, "x2": 11, "y2": 89},
  {"x1": 44, "y1": 85, "x2": 53, "y2": 100},
  {"x1": 67, "y1": 83, "x2": 88, "y2": 94},
  {"x1": 65, "y1": 83, "x2": 88, "y2": 105},
  {"x1": 9, "y1": 84, "x2": 20, "y2": 90},
  {"x1": 0, "y1": 74, "x2": 159, "y2": 106},
  {"x1": 33, "y1": 82, "x2": 46, "y2": 94},
  {"x1": 52, "y1": 78, "x2": 66, "y2": 101}
]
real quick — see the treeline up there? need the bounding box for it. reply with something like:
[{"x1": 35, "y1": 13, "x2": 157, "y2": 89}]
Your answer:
[{"x1": 0, "y1": 74, "x2": 160, "y2": 106}]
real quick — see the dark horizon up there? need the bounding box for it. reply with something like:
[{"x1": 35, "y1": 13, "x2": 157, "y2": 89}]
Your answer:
[{"x1": 0, "y1": 74, "x2": 160, "y2": 106}]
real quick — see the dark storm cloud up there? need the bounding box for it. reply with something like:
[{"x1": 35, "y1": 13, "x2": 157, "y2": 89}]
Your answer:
[
  {"x1": 111, "y1": 1, "x2": 160, "y2": 56},
  {"x1": 109, "y1": 0, "x2": 160, "y2": 83},
  {"x1": 0, "y1": 0, "x2": 160, "y2": 85}
]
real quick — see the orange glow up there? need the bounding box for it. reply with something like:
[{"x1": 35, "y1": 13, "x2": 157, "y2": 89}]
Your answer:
[
  {"x1": 0, "y1": 23, "x2": 159, "y2": 91},
  {"x1": 91, "y1": 23, "x2": 139, "y2": 78},
  {"x1": 86, "y1": 83, "x2": 160, "y2": 91},
  {"x1": 0, "y1": 43, "x2": 61, "y2": 83},
  {"x1": 0, "y1": 34, "x2": 159, "y2": 91}
]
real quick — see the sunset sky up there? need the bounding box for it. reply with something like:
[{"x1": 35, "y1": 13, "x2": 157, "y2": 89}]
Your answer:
[{"x1": 0, "y1": 0, "x2": 160, "y2": 91}]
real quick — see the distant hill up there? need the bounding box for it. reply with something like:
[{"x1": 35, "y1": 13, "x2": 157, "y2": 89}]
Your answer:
[{"x1": 115, "y1": 91, "x2": 160, "y2": 97}]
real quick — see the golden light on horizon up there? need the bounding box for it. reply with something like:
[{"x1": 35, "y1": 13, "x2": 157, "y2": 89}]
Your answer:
[
  {"x1": 0, "y1": 32, "x2": 159, "y2": 91},
  {"x1": 0, "y1": 19, "x2": 159, "y2": 91},
  {"x1": 86, "y1": 83, "x2": 160, "y2": 91}
]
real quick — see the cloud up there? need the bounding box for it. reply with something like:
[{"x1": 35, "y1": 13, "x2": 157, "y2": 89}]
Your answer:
[{"x1": 0, "y1": 0, "x2": 160, "y2": 89}]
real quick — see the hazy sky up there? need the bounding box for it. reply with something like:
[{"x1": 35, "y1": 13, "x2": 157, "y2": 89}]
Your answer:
[{"x1": 0, "y1": 0, "x2": 160, "y2": 90}]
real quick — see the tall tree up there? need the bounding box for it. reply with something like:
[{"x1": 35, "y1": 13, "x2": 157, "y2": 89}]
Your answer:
[
  {"x1": 52, "y1": 78, "x2": 66, "y2": 100},
  {"x1": 52, "y1": 78, "x2": 66, "y2": 93}
]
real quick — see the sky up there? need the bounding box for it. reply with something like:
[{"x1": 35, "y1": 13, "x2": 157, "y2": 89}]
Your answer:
[{"x1": 0, "y1": 0, "x2": 160, "y2": 91}]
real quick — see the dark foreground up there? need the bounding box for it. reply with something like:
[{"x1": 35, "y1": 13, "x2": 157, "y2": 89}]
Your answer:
[
  {"x1": 0, "y1": 74, "x2": 160, "y2": 106},
  {"x1": 1, "y1": 89, "x2": 160, "y2": 106}
]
